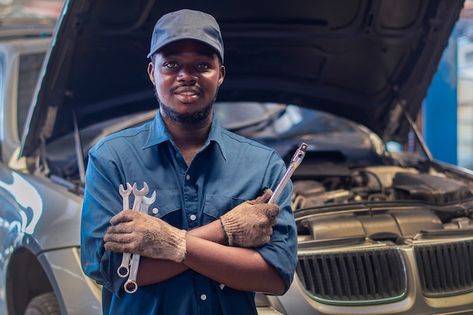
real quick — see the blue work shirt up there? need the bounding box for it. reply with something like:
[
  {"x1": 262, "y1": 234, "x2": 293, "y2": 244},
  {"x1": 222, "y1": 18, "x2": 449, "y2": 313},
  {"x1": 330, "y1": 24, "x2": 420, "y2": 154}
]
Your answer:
[{"x1": 80, "y1": 111, "x2": 297, "y2": 315}]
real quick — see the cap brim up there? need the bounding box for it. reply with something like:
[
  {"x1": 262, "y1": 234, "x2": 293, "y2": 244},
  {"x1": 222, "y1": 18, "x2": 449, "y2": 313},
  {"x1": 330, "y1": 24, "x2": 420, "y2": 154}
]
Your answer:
[{"x1": 147, "y1": 36, "x2": 223, "y2": 61}]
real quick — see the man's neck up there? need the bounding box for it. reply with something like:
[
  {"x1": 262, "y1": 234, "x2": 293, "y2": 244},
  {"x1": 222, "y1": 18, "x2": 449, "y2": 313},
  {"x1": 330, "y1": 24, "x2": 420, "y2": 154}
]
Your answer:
[{"x1": 161, "y1": 112, "x2": 212, "y2": 165}]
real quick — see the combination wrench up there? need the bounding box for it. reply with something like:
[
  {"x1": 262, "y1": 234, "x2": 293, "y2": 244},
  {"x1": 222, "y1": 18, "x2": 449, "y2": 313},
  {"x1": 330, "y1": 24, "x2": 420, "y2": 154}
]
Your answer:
[
  {"x1": 116, "y1": 183, "x2": 133, "y2": 277},
  {"x1": 117, "y1": 182, "x2": 149, "y2": 278},
  {"x1": 124, "y1": 190, "x2": 156, "y2": 293}
]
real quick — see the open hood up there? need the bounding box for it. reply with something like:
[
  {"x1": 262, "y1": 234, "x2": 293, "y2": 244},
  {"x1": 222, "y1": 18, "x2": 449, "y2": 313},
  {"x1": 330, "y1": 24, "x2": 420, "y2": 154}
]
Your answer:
[{"x1": 20, "y1": 0, "x2": 464, "y2": 157}]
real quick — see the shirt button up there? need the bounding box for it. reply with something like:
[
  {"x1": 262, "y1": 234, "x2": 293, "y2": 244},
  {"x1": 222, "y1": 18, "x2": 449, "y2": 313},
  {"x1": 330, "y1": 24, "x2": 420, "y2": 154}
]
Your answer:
[
  {"x1": 200, "y1": 294, "x2": 207, "y2": 301},
  {"x1": 152, "y1": 208, "x2": 159, "y2": 215},
  {"x1": 190, "y1": 214, "x2": 197, "y2": 221},
  {"x1": 186, "y1": 174, "x2": 191, "y2": 181}
]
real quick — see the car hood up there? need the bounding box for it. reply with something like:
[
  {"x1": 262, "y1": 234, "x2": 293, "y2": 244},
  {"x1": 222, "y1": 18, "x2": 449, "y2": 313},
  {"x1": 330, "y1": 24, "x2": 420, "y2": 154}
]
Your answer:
[{"x1": 20, "y1": 0, "x2": 464, "y2": 157}]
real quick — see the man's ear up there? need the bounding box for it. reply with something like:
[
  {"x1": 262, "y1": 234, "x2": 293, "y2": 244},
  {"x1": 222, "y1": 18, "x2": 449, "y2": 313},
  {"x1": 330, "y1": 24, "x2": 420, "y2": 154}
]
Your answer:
[
  {"x1": 147, "y1": 62, "x2": 155, "y2": 85},
  {"x1": 218, "y1": 65, "x2": 226, "y2": 86}
]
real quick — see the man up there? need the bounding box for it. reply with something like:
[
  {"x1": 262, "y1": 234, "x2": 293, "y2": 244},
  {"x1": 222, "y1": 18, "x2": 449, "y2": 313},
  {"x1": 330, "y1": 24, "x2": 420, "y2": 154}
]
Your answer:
[{"x1": 81, "y1": 9, "x2": 297, "y2": 315}]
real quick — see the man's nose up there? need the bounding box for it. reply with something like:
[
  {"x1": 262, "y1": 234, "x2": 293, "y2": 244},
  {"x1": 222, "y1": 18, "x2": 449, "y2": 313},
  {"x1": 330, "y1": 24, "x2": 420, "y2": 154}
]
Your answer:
[{"x1": 177, "y1": 65, "x2": 197, "y2": 84}]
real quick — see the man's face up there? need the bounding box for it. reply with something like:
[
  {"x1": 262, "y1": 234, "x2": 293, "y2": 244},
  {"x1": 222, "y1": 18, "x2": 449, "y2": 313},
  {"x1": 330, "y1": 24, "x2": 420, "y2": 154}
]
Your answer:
[{"x1": 147, "y1": 40, "x2": 225, "y2": 123}]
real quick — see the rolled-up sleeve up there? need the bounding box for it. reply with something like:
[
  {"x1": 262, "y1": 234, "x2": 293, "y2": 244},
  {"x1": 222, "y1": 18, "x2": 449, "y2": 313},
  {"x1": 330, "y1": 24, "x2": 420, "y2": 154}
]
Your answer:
[
  {"x1": 80, "y1": 142, "x2": 125, "y2": 295},
  {"x1": 255, "y1": 151, "x2": 297, "y2": 293}
]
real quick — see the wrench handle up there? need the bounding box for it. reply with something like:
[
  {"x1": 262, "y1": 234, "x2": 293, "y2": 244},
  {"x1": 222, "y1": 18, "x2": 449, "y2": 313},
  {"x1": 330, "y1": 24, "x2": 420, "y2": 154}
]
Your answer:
[
  {"x1": 122, "y1": 196, "x2": 129, "y2": 211},
  {"x1": 132, "y1": 196, "x2": 141, "y2": 211}
]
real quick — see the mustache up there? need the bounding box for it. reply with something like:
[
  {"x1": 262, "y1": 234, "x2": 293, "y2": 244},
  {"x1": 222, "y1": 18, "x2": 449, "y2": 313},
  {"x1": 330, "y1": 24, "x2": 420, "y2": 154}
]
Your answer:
[{"x1": 171, "y1": 85, "x2": 203, "y2": 94}]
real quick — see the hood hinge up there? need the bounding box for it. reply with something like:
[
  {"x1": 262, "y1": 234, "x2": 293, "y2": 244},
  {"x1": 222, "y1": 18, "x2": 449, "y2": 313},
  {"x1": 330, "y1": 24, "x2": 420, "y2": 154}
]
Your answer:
[
  {"x1": 384, "y1": 100, "x2": 403, "y2": 139},
  {"x1": 72, "y1": 110, "x2": 86, "y2": 184},
  {"x1": 32, "y1": 105, "x2": 59, "y2": 176},
  {"x1": 33, "y1": 134, "x2": 50, "y2": 176}
]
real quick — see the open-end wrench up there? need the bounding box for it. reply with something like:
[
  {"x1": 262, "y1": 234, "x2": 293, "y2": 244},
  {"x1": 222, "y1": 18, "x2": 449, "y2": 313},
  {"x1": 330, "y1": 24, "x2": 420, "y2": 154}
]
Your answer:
[
  {"x1": 119, "y1": 183, "x2": 133, "y2": 211},
  {"x1": 116, "y1": 183, "x2": 133, "y2": 278},
  {"x1": 117, "y1": 182, "x2": 149, "y2": 278},
  {"x1": 132, "y1": 182, "x2": 149, "y2": 211},
  {"x1": 124, "y1": 190, "x2": 156, "y2": 294},
  {"x1": 268, "y1": 143, "x2": 308, "y2": 204}
]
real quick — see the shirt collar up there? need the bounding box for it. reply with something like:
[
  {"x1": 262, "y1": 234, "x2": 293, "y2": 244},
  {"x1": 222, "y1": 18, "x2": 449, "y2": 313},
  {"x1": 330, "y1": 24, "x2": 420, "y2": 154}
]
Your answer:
[
  {"x1": 142, "y1": 111, "x2": 227, "y2": 161},
  {"x1": 142, "y1": 111, "x2": 171, "y2": 149},
  {"x1": 206, "y1": 112, "x2": 227, "y2": 161}
]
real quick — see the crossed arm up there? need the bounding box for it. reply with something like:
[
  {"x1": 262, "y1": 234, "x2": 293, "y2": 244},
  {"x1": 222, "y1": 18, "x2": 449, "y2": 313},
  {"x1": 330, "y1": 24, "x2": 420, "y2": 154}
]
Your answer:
[
  {"x1": 104, "y1": 193, "x2": 286, "y2": 295},
  {"x1": 137, "y1": 220, "x2": 284, "y2": 294}
]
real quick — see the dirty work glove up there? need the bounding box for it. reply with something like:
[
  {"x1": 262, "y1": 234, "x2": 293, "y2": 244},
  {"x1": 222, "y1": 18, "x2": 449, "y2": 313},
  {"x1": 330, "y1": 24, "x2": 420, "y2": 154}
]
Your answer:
[
  {"x1": 104, "y1": 210, "x2": 187, "y2": 262},
  {"x1": 220, "y1": 189, "x2": 279, "y2": 248}
]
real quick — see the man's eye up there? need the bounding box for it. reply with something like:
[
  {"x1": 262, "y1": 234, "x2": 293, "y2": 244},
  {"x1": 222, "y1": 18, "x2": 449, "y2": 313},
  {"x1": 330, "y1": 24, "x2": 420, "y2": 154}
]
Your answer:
[
  {"x1": 196, "y1": 63, "x2": 211, "y2": 71},
  {"x1": 163, "y1": 62, "x2": 178, "y2": 69}
]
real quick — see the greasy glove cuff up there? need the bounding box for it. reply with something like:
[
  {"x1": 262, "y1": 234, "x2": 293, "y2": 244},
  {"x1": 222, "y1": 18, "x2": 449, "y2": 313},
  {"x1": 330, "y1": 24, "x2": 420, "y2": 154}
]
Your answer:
[
  {"x1": 220, "y1": 209, "x2": 245, "y2": 247},
  {"x1": 165, "y1": 227, "x2": 187, "y2": 263}
]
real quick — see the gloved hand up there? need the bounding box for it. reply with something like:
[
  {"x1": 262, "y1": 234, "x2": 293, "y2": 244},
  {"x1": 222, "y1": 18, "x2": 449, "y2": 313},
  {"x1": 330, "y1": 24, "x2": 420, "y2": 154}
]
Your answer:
[
  {"x1": 220, "y1": 189, "x2": 279, "y2": 248},
  {"x1": 104, "y1": 210, "x2": 187, "y2": 262}
]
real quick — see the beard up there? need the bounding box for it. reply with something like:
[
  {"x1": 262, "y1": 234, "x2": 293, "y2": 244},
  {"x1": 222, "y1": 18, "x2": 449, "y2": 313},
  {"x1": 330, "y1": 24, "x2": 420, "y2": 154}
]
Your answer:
[{"x1": 155, "y1": 88, "x2": 217, "y2": 124}]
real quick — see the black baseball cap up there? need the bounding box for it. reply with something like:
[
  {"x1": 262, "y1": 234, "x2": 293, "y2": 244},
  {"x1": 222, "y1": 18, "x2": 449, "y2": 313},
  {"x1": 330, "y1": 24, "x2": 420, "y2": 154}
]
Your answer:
[{"x1": 147, "y1": 9, "x2": 224, "y2": 62}]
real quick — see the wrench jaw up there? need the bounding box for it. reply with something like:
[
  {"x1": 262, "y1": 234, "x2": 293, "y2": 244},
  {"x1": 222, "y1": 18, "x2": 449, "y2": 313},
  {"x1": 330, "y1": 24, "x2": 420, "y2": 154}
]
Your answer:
[
  {"x1": 132, "y1": 182, "x2": 149, "y2": 211},
  {"x1": 141, "y1": 191, "x2": 156, "y2": 210},
  {"x1": 118, "y1": 182, "x2": 133, "y2": 196},
  {"x1": 119, "y1": 182, "x2": 133, "y2": 211}
]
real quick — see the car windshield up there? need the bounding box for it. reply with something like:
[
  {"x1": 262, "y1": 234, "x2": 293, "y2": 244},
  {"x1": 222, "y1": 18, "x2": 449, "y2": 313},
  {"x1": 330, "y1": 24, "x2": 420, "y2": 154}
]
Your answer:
[{"x1": 214, "y1": 102, "x2": 359, "y2": 140}]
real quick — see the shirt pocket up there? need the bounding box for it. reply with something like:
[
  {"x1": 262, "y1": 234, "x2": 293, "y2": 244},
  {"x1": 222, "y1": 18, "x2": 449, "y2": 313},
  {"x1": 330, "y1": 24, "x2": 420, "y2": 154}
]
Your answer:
[
  {"x1": 202, "y1": 194, "x2": 246, "y2": 225},
  {"x1": 149, "y1": 189, "x2": 183, "y2": 229}
]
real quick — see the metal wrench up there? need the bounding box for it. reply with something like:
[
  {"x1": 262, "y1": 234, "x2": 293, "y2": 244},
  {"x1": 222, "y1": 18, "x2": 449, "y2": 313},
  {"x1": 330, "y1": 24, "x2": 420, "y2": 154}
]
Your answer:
[
  {"x1": 119, "y1": 183, "x2": 133, "y2": 211},
  {"x1": 268, "y1": 143, "x2": 308, "y2": 204},
  {"x1": 132, "y1": 182, "x2": 149, "y2": 211},
  {"x1": 117, "y1": 182, "x2": 149, "y2": 278},
  {"x1": 116, "y1": 183, "x2": 133, "y2": 277},
  {"x1": 124, "y1": 190, "x2": 156, "y2": 294}
]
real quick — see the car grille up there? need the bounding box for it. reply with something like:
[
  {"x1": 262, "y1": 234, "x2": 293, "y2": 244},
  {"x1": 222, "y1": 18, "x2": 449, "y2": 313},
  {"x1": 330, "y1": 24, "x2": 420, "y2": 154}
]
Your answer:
[
  {"x1": 296, "y1": 249, "x2": 407, "y2": 304},
  {"x1": 415, "y1": 240, "x2": 473, "y2": 297}
]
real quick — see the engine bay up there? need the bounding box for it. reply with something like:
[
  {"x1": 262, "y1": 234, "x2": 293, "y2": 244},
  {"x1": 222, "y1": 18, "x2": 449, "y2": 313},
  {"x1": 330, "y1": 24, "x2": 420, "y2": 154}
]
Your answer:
[{"x1": 291, "y1": 164, "x2": 473, "y2": 243}]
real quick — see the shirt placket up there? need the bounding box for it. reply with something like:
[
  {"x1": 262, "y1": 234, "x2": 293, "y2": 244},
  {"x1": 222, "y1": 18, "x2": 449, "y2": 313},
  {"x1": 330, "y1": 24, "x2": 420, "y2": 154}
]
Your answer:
[
  {"x1": 169, "y1": 142, "x2": 214, "y2": 314},
  {"x1": 171, "y1": 147, "x2": 200, "y2": 229},
  {"x1": 183, "y1": 170, "x2": 199, "y2": 229}
]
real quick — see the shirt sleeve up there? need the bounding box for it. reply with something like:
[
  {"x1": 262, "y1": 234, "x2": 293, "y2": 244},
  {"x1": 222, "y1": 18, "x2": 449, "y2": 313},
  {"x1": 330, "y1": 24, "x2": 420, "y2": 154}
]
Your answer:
[
  {"x1": 255, "y1": 150, "x2": 297, "y2": 294},
  {"x1": 80, "y1": 142, "x2": 126, "y2": 295}
]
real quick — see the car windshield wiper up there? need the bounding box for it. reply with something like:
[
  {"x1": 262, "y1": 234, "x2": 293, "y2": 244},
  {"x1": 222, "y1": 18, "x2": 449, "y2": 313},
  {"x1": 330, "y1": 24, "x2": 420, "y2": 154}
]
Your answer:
[{"x1": 225, "y1": 106, "x2": 287, "y2": 132}]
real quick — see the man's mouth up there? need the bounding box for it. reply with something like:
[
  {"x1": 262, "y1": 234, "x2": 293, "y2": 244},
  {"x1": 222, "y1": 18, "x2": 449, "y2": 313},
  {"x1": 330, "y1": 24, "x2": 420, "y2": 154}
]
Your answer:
[
  {"x1": 176, "y1": 91, "x2": 199, "y2": 96},
  {"x1": 173, "y1": 87, "x2": 202, "y2": 103}
]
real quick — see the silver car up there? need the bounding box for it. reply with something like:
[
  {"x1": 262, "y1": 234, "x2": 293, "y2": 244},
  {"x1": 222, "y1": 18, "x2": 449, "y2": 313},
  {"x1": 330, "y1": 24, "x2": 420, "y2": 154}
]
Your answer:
[{"x1": 1, "y1": 0, "x2": 473, "y2": 314}]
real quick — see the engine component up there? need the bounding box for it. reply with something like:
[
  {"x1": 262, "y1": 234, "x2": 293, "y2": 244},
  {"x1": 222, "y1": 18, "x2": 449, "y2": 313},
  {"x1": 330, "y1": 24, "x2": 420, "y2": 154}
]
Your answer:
[
  {"x1": 443, "y1": 217, "x2": 473, "y2": 230},
  {"x1": 302, "y1": 209, "x2": 442, "y2": 241},
  {"x1": 292, "y1": 180, "x2": 325, "y2": 209},
  {"x1": 386, "y1": 210, "x2": 442, "y2": 237},
  {"x1": 292, "y1": 180, "x2": 352, "y2": 209},
  {"x1": 304, "y1": 214, "x2": 365, "y2": 240},
  {"x1": 363, "y1": 166, "x2": 417, "y2": 189},
  {"x1": 393, "y1": 173, "x2": 471, "y2": 204}
]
